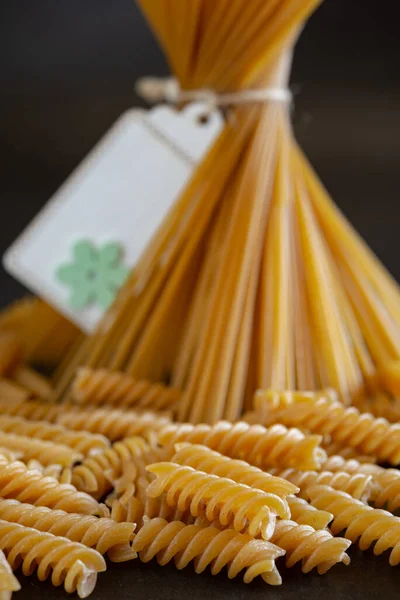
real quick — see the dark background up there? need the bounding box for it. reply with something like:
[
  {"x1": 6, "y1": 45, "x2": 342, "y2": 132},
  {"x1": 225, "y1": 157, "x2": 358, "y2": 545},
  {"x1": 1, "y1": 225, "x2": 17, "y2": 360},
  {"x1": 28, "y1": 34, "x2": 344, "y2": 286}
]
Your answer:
[{"x1": 1, "y1": 1, "x2": 400, "y2": 598}]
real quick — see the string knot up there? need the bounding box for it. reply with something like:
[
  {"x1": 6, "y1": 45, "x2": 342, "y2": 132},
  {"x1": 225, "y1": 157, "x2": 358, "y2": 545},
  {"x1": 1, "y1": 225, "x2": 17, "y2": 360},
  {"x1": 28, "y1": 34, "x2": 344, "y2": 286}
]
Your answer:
[{"x1": 136, "y1": 76, "x2": 292, "y2": 113}]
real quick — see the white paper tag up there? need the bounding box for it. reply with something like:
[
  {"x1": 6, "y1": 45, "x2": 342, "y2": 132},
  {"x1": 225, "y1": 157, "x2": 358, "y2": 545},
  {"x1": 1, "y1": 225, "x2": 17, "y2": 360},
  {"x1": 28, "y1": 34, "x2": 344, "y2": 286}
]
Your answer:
[{"x1": 3, "y1": 103, "x2": 223, "y2": 333}]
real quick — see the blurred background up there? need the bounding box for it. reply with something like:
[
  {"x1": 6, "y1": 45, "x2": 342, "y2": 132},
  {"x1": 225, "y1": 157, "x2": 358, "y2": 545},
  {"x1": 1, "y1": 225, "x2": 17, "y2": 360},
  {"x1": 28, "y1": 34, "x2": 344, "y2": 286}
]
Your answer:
[{"x1": 1, "y1": 0, "x2": 399, "y2": 309}]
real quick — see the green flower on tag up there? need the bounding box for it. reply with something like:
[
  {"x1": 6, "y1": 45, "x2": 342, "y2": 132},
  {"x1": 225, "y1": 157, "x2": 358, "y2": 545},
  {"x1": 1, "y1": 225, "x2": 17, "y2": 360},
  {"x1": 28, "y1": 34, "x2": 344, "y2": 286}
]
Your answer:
[{"x1": 56, "y1": 240, "x2": 129, "y2": 311}]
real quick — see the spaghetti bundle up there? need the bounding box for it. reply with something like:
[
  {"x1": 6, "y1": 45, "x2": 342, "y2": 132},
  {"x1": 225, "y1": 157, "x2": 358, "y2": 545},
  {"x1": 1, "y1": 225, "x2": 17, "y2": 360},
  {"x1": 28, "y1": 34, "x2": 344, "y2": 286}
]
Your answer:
[{"x1": 43, "y1": 0, "x2": 400, "y2": 424}]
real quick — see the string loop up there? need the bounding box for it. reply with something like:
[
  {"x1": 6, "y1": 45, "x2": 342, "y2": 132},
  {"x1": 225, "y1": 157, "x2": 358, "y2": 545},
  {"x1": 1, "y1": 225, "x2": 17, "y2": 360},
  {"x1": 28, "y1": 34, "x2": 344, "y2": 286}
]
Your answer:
[{"x1": 136, "y1": 76, "x2": 292, "y2": 114}]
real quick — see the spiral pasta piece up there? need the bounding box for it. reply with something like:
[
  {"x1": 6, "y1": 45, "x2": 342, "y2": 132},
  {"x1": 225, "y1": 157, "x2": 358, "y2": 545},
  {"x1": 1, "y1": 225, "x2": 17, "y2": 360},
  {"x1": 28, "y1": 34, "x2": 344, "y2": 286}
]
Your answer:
[
  {"x1": 12, "y1": 366, "x2": 53, "y2": 401},
  {"x1": 0, "y1": 548, "x2": 20, "y2": 600},
  {"x1": 0, "y1": 520, "x2": 106, "y2": 598},
  {"x1": 193, "y1": 515, "x2": 350, "y2": 575},
  {"x1": 0, "y1": 499, "x2": 136, "y2": 562},
  {"x1": 105, "y1": 447, "x2": 171, "y2": 508},
  {"x1": 323, "y1": 456, "x2": 400, "y2": 512},
  {"x1": 132, "y1": 518, "x2": 284, "y2": 585},
  {"x1": 73, "y1": 367, "x2": 181, "y2": 411},
  {"x1": 0, "y1": 451, "x2": 18, "y2": 465},
  {"x1": 0, "y1": 399, "x2": 64, "y2": 422},
  {"x1": 254, "y1": 389, "x2": 400, "y2": 465},
  {"x1": 0, "y1": 415, "x2": 109, "y2": 456},
  {"x1": 321, "y1": 441, "x2": 376, "y2": 463},
  {"x1": 307, "y1": 484, "x2": 400, "y2": 565},
  {"x1": 171, "y1": 444, "x2": 299, "y2": 497},
  {"x1": 71, "y1": 436, "x2": 150, "y2": 498},
  {"x1": 110, "y1": 497, "x2": 144, "y2": 525},
  {"x1": 0, "y1": 460, "x2": 102, "y2": 515},
  {"x1": 287, "y1": 496, "x2": 333, "y2": 530},
  {"x1": 58, "y1": 407, "x2": 171, "y2": 442},
  {"x1": 146, "y1": 462, "x2": 290, "y2": 539},
  {"x1": 25, "y1": 461, "x2": 73, "y2": 484},
  {"x1": 270, "y1": 468, "x2": 373, "y2": 501},
  {"x1": 271, "y1": 519, "x2": 350, "y2": 574},
  {"x1": 0, "y1": 432, "x2": 82, "y2": 467},
  {"x1": 159, "y1": 422, "x2": 325, "y2": 470}
]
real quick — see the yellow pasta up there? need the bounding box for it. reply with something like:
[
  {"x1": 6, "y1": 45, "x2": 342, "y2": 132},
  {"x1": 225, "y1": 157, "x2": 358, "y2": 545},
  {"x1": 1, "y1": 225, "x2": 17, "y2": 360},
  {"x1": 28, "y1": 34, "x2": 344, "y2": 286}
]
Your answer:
[
  {"x1": 270, "y1": 467, "x2": 373, "y2": 501},
  {"x1": 0, "y1": 379, "x2": 30, "y2": 404},
  {"x1": 0, "y1": 297, "x2": 80, "y2": 370},
  {"x1": 254, "y1": 389, "x2": 400, "y2": 465},
  {"x1": 0, "y1": 499, "x2": 136, "y2": 562},
  {"x1": 110, "y1": 497, "x2": 144, "y2": 525},
  {"x1": 321, "y1": 441, "x2": 376, "y2": 463},
  {"x1": 73, "y1": 367, "x2": 181, "y2": 411},
  {"x1": 159, "y1": 421, "x2": 325, "y2": 470},
  {"x1": 105, "y1": 447, "x2": 171, "y2": 508},
  {"x1": 286, "y1": 496, "x2": 332, "y2": 530},
  {"x1": 0, "y1": 432, "x2": 82, "y2": 468},
  {"x1": 194, "y1": 515, "x2": 350, "y2": 574},
  {"x1": 146, "y1": 462, "x2": 290, "y2": 539},
  {"x1": 0, "y1": 415, "x2": 109, "y2": 456},
  {"x1": 171, "y1": 443, "x2": 299, "y2": 497},
  {"x1": 323, "y1": 455, "x2": 400, "y2": 512},
  {"x1": 0, "y1": 549, "x2": 20, "y2": 600},
  {"x1": 11, "y1": 365, "x2": 53, "y2": 401},
  {"x1": 132, "y1": 518, "x2": 284, "y2": 585},
  {"x1": 307, "y1": 484, "x2": 400, "y2": 566},
  {"x1": 71, "y1": 436, "x2": 149, "y2": 498},
  {"x1": 0, "y1": 333, "x2": 21, "y2": 378},
  {"x1": 270, "y1": 519, "x2": 350, "y2": 574},
  {"x1": 58, "y1": 407, "x2": 171, "y2": 442},
  {"x1": 0, "y1": 520, "x2": 106, "y2": 598},
  {"x1": 0, "y1": 399, "x2": 65, "y2": 422},
  {"x1": 0, "y1": 460, "x2": 103, "y2": 515}
]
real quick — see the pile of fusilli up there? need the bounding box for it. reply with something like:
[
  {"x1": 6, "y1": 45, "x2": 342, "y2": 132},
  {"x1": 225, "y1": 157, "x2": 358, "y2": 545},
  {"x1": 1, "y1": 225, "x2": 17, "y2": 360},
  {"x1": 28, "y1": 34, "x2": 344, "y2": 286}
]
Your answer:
[{"x1": 1, "y1": 361, "x2": 400, "y2": 597}]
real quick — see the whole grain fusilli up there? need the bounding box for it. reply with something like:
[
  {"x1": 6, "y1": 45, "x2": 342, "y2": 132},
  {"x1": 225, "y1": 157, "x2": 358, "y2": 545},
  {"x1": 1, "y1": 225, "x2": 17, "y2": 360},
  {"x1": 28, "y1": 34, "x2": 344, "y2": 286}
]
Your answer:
[
  {"x1": 0, "y1": 519, "x2": 106, "y2": 598},
  {"x1": 132, "y1": 518, "x2": 284, "y2": 585}
]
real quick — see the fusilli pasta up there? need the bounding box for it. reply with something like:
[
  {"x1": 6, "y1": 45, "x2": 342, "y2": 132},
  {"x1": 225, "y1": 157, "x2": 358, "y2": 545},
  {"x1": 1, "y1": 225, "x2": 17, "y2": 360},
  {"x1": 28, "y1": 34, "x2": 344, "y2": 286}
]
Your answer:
[
  {"x1": 132, "y1": 518, "x2": 284, "y2": 585},
  {"x1": 171, "y1": 443, "x2": 299, "y2": 497},
  {"x1": 270, "y1": 467, "x2": 373, "y2": 501},
  {"x1": 0, "y1": 432, "x2": 82, "y2": 467},
  {"x1": 0, "y1": 499, "x2": 136, "y2": 562},
  {"x1": 0, "y1": 548, "x2": 20, "y2": 600},
  {"x1": 254, "y1": 389, "x2": 400, "y2": 465},
  {"x1": 146, "y1": 462, "x2": 289, "y2": 539},
  {"x1": 0, "y1": 460, "x2": 102, "y2": 515},
  {"x1": 0, "y1": 519, "x2": 106, "y2": 598},
  {"x1": 307, "y1": 484, "x2": 400, "y2": 565},
  {"x1": 159, "y1": 422, "x2": 325, "y2": 470},
  {"x1": 71, "y1": 436, "x2": 149, "y2": 498},
  {"x1": 0, "y1": 415, "x2": 109, "y2": 456},
  {"x1": 73, "y1": 367, "x2": 180, "y2": 411},
  {"x1": 58, "y1": 407, "x2": 171, "y2": 442}
]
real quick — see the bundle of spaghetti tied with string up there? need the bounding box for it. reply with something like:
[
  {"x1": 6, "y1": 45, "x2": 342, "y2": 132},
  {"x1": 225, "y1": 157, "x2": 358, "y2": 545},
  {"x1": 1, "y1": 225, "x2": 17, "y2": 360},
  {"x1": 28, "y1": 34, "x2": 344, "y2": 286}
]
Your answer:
[{"x1": 40, "y1": 0, "x2": 400, "y2": 423}]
